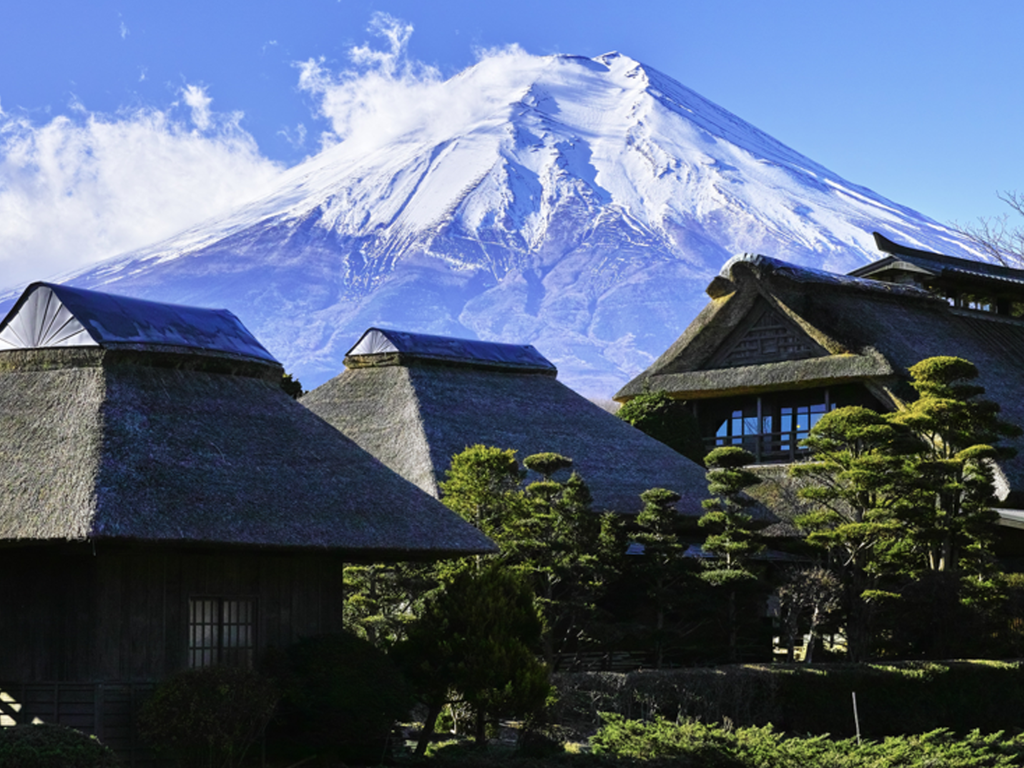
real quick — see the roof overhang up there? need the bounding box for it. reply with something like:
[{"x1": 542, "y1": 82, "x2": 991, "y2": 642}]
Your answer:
[{"x1": 617, "y1": 354, "x2": 895, "y2": 401}]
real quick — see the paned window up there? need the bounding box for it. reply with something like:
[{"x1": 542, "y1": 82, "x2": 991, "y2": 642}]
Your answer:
[{"x1": 188, "y1": 597, "x2": 256, "y2": 668}]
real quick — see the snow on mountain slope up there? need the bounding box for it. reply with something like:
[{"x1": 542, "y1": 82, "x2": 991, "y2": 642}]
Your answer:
[{"x1": 3, "y1": 52, "x2": 985, "y2": 395}]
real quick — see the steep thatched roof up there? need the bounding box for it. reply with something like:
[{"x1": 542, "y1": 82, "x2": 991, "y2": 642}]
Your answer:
[
  {"x1": 0, "y1": 288, "x2": 495, "y2": 559},
  {"x1": 615, "y1": 251, "x2": 1024, "y2": 506},
  {"x1": 301, "y1": 329, "x2": 756, "y2": 520}
]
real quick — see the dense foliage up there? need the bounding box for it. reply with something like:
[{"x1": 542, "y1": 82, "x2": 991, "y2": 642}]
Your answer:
[
  {"x1": 591, "y1": 714, "x2": 1024, "y2": 768},
  {"x1": 616, "y1": 389, "x2": 705, "y2": 463},
  {"x1": 138, "y1": 665, "x2": 277, "y2": 768},
  {"x1": 552, "y1": 661, "x2": 1024, "y2": 739},
  {"x1": 265, "y1": 632, "x2": 412, "y2": 763},
  {"x1": 792, "y1": 356, "x2": 1023, "y2": 660},
  {"x1": 0, "y1": 724, "x2": 119, "y2": 768},
  {"x1": 395, "y1": 563, "x2": 551, "y2": 754}
]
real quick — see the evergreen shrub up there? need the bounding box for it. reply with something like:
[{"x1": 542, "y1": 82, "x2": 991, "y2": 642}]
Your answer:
[
  {"x1": 554, "y1": 661, "x2": 1024, "y2": 739},
  {"x1": 266, "y1": 632, "x2": 412, "y2": 763},
  {"x1": 138, "y1": 665, "x2": 277, "y2": 767},
  {"x1": 0, "y1": 724, "x2": 119, "y2": 768},
  {"x1": 591, "y1": 714, "x2": 1024, "y2": 768}
]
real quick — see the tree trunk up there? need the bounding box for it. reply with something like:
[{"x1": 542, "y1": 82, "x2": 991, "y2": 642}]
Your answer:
[
  {"x1": 474, "y1": 704, "x2": 487, "y2": 748},
  {"x1": 414, "y1": 701, "x2": 443, "y2": 757}
]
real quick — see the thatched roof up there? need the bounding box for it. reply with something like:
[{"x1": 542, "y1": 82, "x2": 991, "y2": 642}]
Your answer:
[
  {"x1": 0, "y1": 288, "x2": 495, "y2": 559},
  {"x1": 615, "y1": 251, "x2": 1024, "y2": 506},
  {"x1": 851, "y1": 232, "x2": 1024, "y2": 289},
  {"x1": 301, "y1": 329, "x2": 750, "y2": 520}
]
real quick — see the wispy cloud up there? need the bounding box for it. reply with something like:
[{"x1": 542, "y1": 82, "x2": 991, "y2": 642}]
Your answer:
[
  {"x1": 296, "y1": 12, "x2": 535, "y2": 155},
  {"x1": 118, "y1": 14, "x2": 129, "y2": 40},
  {"x1": 0, "y1": 92, "x2": 282, "y2": 290},
  {"x1": 0, "y1": 12, "x2": 537, "y2": 291}
]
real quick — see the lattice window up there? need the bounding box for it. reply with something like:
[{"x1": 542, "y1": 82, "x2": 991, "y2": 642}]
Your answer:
[
  {"x1": 188, "y1": 597, "x2": 256, "y2": 668},
  {"x1": 716, "y1": 308, "x2": 819, "y2": 367}
]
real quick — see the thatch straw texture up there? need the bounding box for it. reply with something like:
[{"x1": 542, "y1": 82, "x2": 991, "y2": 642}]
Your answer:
[
  {"x1": 302, "y1": 357, "x2": 749, "y2": 519},
  {"x1": 616, "y1": 254, "x2": 1024, "y2": 505},
  {"x1": 0, "y1": 347, "x2": 495, "y2": 558}
]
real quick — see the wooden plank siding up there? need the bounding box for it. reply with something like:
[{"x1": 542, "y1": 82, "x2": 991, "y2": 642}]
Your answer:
[{"x1": 0, "y1": 542, "x2": 346, "y2": 763}]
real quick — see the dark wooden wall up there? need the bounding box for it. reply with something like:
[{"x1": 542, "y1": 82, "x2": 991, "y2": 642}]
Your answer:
[{"x1": 0, "y1": 542, "x2": 346, "y2": 683}]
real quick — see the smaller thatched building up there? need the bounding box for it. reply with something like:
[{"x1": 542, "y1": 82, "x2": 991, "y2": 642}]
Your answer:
[
  {"x1": 301, "y1": 327, "x2": 741, "y2": 520},
  {"x1": 0, "y1": 283, "x2": 494, "y2": 763}
]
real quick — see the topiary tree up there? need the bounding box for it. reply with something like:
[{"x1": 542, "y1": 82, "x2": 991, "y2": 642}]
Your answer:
[
  {"x1": 265, "y1": 632, "x2": 412, "y2": 764},
  {"x1": 138, "y1": 665, "x2": 278, "y2": 768},
  {"x1": 633, "y1": 487, "x2": 689, "y2": 668},
  {"x1": 790, "y1": 406, "x2": 920, "y2": 661},
  {"x1": 617, "y1": 389, "x2": 705, "y2": 463},
  {"x1": 699, "y1": 446, "x2": 765, "y2": 661},
  {"x1": 892, "y1": 356, "x2": 1021, "y2": 576},
  {"x1": 395, "y1": 562, "x2": 550, "y2": 754},
  {"x1": 0, "y1": 724, "x2": 119, "y2": 768}
]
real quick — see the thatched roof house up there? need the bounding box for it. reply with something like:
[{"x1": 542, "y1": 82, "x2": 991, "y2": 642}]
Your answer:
[
  {"x1": 614, "y1": 237, "x2": 1024, "y2": 521},
  {"x1": 301, "y1": 328, "x2": 720, "y2": 518},
  {"x1": 0, "y1": 283, "x2": 493, "y2": 759},
  {"x1": 0, "y1": 282, "x2": 493, "y2": 557}
]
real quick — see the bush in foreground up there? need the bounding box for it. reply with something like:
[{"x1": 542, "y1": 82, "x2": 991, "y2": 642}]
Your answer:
[
  {"x1": 590, "y1": 714, "x2": 1024, "y2": 768},
  {"x1": 139, "y1": 665, "x2": 277, "y2": 768},
  {"x1": 0, "y1": 723, "x2": 119, "y2": 768},
  {"x1": 267, "y1": 632, "x2": 412, "y2": 763}
]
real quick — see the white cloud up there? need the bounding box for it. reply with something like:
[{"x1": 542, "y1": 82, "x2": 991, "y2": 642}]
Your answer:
[
  {"x1": 0, "y1": 93, "x2": 283, "y2": 290},
  {"x1": 181, "y1": 84, "x2": 214, "y2": 131},
  {"x1": 120, "y1": 20, "x2": 129, "y2": 40},
  {"x1": 296, "y1": 12, "x2": 536, "y2": 156}
]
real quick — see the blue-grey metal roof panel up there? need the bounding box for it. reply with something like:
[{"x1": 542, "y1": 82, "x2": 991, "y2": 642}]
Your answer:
[
  {"x1": 346, "y1": 327, "x2": 556, "y2": 371},
  {"x1": 0, "y1": 282, "x2": 279, "y2": 363}
]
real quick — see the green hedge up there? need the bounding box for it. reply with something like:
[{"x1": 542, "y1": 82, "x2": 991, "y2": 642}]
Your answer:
[
  {"x1": 590, "y1": 715, "x2": 1024, "y2": 768},
  {"x1": 554, "y1": 661, "x2": 1024, "y2": 738},
  {"x1": 0, "y1": 724, "x2": 119, "y2": 768}
]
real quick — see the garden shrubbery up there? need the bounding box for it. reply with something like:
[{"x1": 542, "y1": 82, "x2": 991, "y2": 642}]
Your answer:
[
  {"x1": 138, "y1": 665, "x2": 277, "y2": 768},
  {"x1": 264, "y1": 632, "x2": 412, "y2": 763},
  {"x1": 0, "y1": 723, "x2": 119, "y2": 768},
  {"x1": 554, "y1": 661, "x2": 1024, "y2": 739},
  {"x1": 590, "y1": 714, "x2": 1024, "y2": 768}
]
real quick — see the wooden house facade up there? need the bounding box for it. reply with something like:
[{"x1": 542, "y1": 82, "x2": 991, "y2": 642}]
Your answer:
[
  {"x1": 0, "y1": 284, "x2": 495, "y2": 764},
  {"x1": 614, "y1": 234, "x2": 1024, "y2": 541}
]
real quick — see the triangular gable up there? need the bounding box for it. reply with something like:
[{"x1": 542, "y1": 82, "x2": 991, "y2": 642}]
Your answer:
[
  {"x1": 0, "y1": 285, "x2": 94, "y2": 350},
  {"x1": 706, "y1": 299, "x2": 826, "y2": 368}
]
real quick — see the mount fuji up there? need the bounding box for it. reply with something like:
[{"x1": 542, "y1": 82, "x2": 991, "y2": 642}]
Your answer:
[{"x1": 5, "y1": 52, "x2": 984, "y2": 396}]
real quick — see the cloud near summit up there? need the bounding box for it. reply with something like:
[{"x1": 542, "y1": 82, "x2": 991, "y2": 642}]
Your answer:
[{"x1": 0, "y1": 14, "x2": 539, "y2": 291}]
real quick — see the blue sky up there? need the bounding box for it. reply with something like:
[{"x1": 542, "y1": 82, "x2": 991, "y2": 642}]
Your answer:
[{"x1": 1, "y1": 0, "x2": 1022, "y2": 284}]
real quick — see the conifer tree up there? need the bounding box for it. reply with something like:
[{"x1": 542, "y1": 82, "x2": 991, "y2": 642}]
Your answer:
[
  {"x1": 633, "y1": 487, "x2": 687, "y2": 668},
  {"x1": 699, "y1": 446, "x2": 764, "y2": 661},
  {"x1": 395, "y1": 563, "x2": 549, "y2": 754},
  {"x1": 892, "y1": 356, "x2": 1021, "y2": 575},
  {"x1": 790, "y1": 406, "x2": 916, "y2": 661}
]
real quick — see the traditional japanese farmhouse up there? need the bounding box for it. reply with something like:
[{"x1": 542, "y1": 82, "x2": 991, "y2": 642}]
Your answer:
[
  {"x1": 0, "y1": 283, "x2": 494, "y2": 763},
  {"x1": 301, "y1": 328, "x2": 733, "y2": 520},
  {"x1": 614, "y1": 233, "x2": 1024, "y2": 536}
]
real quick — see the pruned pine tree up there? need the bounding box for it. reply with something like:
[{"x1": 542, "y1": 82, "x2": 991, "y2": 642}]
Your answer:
[
  {"x1": 395, "y1": 563, "x2": 550, "y2": 754},
  {"x1": 634, "y1": 487, "x2": 687, "y2": 668},
  {"x1": 790, "y1": 406, "x2": 917, "y2": 661},
  {"x1": 699, "y1": 446, "x2": 764, "y2": 661},
  {"x1": 517, "y1": 452, "x2": 623, "y2": 667},
  {"x1": 342, "y1": 562, "x2": 436, "y2": 647},
  {"x1": 892, "y1": 356, "x2": 1021, "y2": 576}
]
